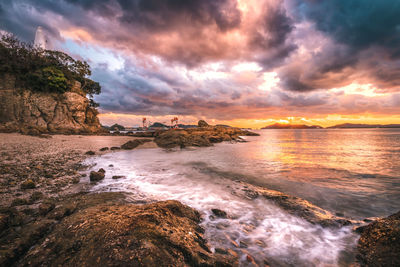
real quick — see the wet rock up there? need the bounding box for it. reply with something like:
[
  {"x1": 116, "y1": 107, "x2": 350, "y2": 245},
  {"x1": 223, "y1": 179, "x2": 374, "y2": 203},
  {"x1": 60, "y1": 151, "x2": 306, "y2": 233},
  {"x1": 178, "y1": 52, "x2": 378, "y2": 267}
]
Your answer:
[
  {"x1": 0, "y1": 219, "x2": 56, "y2": 266},
  {"x1": 357, "y1": 211, "x2": 400, "y2": 266},
  {"x1": 121, "y1": 139, "x2": 152, "y2": 150},
  {"x1": 89, "y1": 171, "x2": 105, "y2": 182},
  {"x1": 99, "y1": 147, "x2": 109, "y2": 151},
  {"x1": 198, "y1": 120, "x2": 209, "y2": 127},
  {"x1": 215, "y1": 248, "x2": 228, "y2": 254},
  {"x1": 154, "y1": 127, "x2": 259, "y2": 149},
  {"x1": 29, "y1": 192, "x2": 43, "y2": 202},
  {"x1": 20, "y1": 200, "x2": 237, "y2": 266},
  {"x1": 20, "y1": 179, "x2": 35, "y2": 189},
  {"x1": 112, "y1": 175, "x2": 125, "y2": 179},
  {"x1": 0, "y1": 214, "x2": 8, "y2": 232},
  {"x1": 132, "y1": 131, "x2": 155, "y2": 137},
  {"x1": 234, "y1": 181, "x2": 351, "y2": 227},
  {"x1": 85, "y1": 150, "x2": 95, "y2": 155},
  {"x1": 211, "y1": 209, "x2": 228, "y2": 218},
  {"x1": 11, "y1": 198, "x2": 28, "y2": 206},
  {"x1": 38, "y1": 202, "x2": 55, "y2": 215},
  {"x1": 11, "y1": 198, "x2": 29, "y2": 206},
  {"x1": 47, "y1": 203, "x2": 77, "y2": 220},
  {"x1": 98, "y1": 168, "x2": 106, "y2": 173},
  {"x1": 239, "y1": 241, "x2": 248, "y2": 248},
  {"x1": 208, "y1": 136, "x2": 224, "y2": 143}
]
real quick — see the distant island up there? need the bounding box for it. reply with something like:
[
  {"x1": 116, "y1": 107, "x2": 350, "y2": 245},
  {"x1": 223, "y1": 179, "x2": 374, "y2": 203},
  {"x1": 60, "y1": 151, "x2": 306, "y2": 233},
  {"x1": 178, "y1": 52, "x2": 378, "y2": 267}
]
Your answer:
[
  {"x1": 262, "y1": 123, "x2": 400, "y2": 129},
  {"x1": 262, "y1": 123, "x2": 323, "y2": 129},
  {"x1": 328, "y1": 123, "x2": 400, "y2": 129}
]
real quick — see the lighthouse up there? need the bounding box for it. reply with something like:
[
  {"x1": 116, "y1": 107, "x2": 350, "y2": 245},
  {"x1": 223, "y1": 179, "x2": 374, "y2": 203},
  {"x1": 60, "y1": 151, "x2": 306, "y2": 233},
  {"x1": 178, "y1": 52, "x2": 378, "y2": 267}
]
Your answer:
[{"x1": 34, "y1": 26, "x2": 47, "y2": 50}]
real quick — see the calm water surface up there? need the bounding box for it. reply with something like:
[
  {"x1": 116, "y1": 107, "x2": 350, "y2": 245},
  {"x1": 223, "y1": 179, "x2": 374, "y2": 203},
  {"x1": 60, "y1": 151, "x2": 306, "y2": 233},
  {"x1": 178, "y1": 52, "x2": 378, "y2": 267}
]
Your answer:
[{"x1": 85, "y1": 129, "x2": 400, "y2": 266}]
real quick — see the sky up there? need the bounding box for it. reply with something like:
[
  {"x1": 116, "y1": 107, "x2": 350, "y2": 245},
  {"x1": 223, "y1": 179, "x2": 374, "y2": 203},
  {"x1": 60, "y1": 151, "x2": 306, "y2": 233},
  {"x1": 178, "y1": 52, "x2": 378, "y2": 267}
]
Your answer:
[{"x1": 1, "y1": 0, "x2": 400, "y2": 128}]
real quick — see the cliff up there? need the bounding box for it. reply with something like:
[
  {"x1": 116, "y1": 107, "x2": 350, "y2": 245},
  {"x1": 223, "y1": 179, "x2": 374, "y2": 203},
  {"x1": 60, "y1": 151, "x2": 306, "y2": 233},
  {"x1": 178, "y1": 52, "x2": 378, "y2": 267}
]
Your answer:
[{"x1": 0, "y1": 74, "x2": 101, "y2": 134}]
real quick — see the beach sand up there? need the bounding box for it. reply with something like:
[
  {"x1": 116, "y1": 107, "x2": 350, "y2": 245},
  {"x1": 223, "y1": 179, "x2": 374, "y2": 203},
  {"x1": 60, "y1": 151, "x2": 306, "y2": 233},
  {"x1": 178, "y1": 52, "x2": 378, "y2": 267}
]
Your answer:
[{"x1": 0, "y1": 133, "x2": 157, "y2": 207}]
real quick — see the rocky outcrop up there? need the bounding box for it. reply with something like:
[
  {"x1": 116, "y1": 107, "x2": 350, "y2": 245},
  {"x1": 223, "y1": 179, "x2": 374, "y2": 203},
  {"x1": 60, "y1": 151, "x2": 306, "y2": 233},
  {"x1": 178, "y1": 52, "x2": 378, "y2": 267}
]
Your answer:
[
  {"x1": 357, "y1": 211, "x2": 400, "y2": 266},
  {"x1": 198, "y1": 120, "x2": 209, "y2": 127},
  {"x1": 0, "y1": 193, "x2": 236, "y2": 266},
  {"x1": 0, "y1": 75, "x2": 101, "y2": 134},
  {"x1": 154, "y1": 127, "x2": 260, "y2": 148},
  {"x1": 121, "y1": 139, "x2": 153, "y2": 149}
]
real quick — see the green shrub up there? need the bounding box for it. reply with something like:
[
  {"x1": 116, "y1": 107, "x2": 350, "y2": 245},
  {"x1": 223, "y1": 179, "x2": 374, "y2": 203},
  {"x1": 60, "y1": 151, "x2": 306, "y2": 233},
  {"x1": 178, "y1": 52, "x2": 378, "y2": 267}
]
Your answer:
[{"x1": 0, "y1": 34, "x2": 101, "y2": 104}]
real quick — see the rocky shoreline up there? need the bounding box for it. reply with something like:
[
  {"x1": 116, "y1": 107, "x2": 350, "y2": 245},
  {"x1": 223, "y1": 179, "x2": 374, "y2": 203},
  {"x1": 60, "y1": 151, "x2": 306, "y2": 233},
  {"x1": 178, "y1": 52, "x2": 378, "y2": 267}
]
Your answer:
[{"x1": 1, "y1": 130, "x2": 399, "y2": 266}]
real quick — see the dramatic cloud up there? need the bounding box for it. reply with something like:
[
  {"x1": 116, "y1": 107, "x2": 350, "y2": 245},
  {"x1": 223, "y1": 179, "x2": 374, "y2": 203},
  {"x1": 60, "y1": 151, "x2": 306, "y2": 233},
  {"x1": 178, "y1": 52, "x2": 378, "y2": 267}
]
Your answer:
[
  {"x1": 1, "y1": 0, "x2": 400, "y2": 126},
  {"x1": 279, "y1": 0, "x2": 400, "y2": 92}
]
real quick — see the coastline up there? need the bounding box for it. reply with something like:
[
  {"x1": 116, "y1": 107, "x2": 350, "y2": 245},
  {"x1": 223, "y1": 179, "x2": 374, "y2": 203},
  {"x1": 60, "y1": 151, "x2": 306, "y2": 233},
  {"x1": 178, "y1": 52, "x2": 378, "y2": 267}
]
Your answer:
[{"x1": 0, "y1": 132, "x2": 398, "y2": 266}]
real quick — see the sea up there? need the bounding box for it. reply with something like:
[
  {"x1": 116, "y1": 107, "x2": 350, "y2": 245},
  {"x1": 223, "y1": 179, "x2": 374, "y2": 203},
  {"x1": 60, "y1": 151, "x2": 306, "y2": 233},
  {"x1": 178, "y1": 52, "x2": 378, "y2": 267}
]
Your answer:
[{"x1": 83, "y1": 129, "x2": 400, "y2": 266}]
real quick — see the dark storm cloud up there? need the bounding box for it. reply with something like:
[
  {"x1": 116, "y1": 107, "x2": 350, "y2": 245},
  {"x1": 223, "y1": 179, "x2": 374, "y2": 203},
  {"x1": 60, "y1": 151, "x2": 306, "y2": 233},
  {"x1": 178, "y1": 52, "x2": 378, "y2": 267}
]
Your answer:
[
  {"x1": 293, "y1": 0, "x2": 400, "y2": 51},
  {"x1": 280, "y1": 0, "x2": 400, "y2": 92}
]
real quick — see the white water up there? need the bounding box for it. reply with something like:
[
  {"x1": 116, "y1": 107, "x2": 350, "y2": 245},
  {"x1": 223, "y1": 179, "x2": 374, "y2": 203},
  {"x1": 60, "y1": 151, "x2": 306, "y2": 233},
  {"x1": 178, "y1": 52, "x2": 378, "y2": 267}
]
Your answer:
[{"x1": 84, "y1": 146, "x2": 359, "y2": 266}]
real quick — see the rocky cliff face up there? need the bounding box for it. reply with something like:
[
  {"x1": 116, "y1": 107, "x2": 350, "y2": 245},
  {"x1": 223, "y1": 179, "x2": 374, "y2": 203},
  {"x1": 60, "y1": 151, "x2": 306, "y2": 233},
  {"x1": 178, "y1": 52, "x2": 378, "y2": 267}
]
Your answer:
[{"x1": 0, "y1": 74, "x2": 101, "y2": 134}]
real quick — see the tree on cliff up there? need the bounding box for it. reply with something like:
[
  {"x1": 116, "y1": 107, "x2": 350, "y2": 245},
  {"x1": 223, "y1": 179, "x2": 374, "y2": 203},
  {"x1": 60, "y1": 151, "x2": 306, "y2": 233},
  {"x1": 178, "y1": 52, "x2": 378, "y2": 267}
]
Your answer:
[{"x1": 0, "y1": 34, "x2": 101, "y2": 106}]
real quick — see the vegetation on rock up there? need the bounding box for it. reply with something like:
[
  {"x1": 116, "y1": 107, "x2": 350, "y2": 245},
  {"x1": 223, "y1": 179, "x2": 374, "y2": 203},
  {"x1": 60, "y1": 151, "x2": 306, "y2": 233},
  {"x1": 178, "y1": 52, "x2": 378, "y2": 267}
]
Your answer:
[{"x1": 0, "y1": 34, "x2": 100, "y2": 105}]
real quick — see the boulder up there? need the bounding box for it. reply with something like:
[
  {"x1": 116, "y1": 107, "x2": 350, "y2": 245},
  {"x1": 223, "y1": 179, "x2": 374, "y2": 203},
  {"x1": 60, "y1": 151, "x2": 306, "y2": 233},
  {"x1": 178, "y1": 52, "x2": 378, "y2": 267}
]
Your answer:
[
  {"x1": 211, "y1": 209, "x2": 228, "y2": 218},
  {"x1": 198, "y1": 120, "x2": 209, "y2": 127},
  {"x1": 20, "y1": 200, "x2": 237, "y2": 266},
  {"x1": 89, "y1": 171, "x2": 105, "y2": 182},
  {"x1": 357, "y1": 211, "x2": 400, "y2": 266},
  {"x1": 20, "y1": 179, "x2": 36, "y2": 189},
  {"x1": 121, "y1": 139, "x2": 152, "y2": 150}
]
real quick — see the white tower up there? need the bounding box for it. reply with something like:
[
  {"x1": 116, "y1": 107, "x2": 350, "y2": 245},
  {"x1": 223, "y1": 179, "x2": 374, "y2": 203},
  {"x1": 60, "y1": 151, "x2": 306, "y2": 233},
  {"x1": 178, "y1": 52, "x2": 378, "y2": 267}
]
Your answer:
[{"x1": 34, "y1": 26, "x2": 46, "y2": 50}]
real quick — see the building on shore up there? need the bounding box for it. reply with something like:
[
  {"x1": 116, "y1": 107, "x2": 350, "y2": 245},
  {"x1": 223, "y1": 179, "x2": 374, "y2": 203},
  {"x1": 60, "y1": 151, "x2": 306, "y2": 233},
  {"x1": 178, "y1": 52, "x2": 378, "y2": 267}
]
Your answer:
[{"x1": 34, "y1": 26, "x2": 47, "y2": 50}]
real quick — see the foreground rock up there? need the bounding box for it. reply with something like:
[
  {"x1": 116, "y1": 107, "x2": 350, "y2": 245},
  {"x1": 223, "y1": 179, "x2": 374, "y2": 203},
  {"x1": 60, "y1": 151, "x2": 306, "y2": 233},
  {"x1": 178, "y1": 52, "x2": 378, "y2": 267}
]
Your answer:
[
  {"x1": 357, "y1": 211, "x2": 400, "y2": 266},
  {"x1": 154, "y1": 127, "x2": 259, "y2": 148},
  {"x1": 230, "y1": 181, "x2": 351, "y2": 227},
  {"x1": 90, "y1": 169, "x2": 105, "y2": 182},
  {"x1": 0, "y1": 76, "x2": 102, "y2": 134},
  {"x1": 1, "y1": 193, "x2": 236, "y2": 266},
  {"x1": 121, "y1": 138, "x2": 152, "y2": 149}
]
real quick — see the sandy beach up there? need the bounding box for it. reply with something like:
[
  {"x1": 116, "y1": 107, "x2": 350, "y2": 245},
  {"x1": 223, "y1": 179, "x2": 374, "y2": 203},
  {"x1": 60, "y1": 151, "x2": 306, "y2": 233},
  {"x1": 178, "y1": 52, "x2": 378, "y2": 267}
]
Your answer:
[{"x1": 0, "y1": 133, "x2": 157, "y2": 207}]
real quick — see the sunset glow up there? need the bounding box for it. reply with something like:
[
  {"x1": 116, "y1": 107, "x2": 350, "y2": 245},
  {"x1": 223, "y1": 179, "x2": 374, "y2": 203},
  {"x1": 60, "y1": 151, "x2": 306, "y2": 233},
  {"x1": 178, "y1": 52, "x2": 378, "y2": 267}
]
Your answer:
[{"x1": 1, "y1": 0, "x2": 399, "y2": 127}]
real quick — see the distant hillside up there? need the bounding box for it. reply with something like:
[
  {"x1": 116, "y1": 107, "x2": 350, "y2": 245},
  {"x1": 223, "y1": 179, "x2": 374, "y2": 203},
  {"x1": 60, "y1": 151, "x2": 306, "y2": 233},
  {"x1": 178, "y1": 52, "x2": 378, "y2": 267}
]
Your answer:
[
  {"x1": 150, "y1": 122, "x2": 168, "y2": 128},
  {"x1": 110, "y1": 123, "x2": 125, "y2": 131},
  {"x1": 328, "y1": 123, "x2": 400, "y2": 128},
  {"x1": 262, "y1": 123, "x2": 323, "y2": 129}
]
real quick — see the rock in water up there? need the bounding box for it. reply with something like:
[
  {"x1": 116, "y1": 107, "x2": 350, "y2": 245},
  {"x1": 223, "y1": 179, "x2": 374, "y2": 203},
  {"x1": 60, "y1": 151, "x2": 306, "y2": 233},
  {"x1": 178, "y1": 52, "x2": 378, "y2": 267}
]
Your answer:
[
  {"x1": 89, "y1": 171, "x2": 105, "y2": 182},
  {"x1": 198, "y1": 120, "x2": 209, "y2": 127},
  {"x1": 20, "y1": 200, "x2": 237, "y2": 266},
  {"x1": 357, "y1": 211, "x2": 400, "y2": 266},
  {"x1": 121, "y1": 139, "x2": 152, "y2": 150},
  {"x1": 154, "y1": 127, "x2": 259, "y2": 149},
  {"x1": 211, "y1": 209, "x2": 228, "y2": 218}
]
